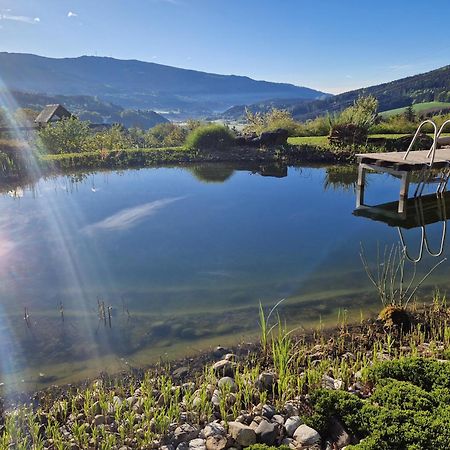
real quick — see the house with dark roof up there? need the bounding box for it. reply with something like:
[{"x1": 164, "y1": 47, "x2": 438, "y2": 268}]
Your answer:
[{"x1": 34, "y1": 104, "x2": 73, "y2": 125}]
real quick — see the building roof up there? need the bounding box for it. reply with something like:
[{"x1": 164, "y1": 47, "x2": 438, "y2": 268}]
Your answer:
[{"x1": 35, "y1": 104, "x2": 73, "y2": 124}]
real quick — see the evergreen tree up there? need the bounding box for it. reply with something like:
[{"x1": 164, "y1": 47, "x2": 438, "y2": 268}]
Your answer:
[{"x1": 403, "y1": 105, "x2": 416, "y2": 122}]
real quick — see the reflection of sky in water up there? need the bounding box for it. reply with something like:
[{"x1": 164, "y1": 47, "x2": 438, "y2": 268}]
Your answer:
[{"x1": 0, "y1": 165, "x2": 449, "y2": 386}]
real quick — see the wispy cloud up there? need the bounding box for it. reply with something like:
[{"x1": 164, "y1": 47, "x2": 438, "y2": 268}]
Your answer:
[
  {"x1": 67, "y1": 11, "x2": 78, "y2": 18},
  {"x1": 83, "y1": 197, "x2": 184, "y2": 234},
  {"x1": 0, "y1": 14, "x2": 40, "y2": 24}
]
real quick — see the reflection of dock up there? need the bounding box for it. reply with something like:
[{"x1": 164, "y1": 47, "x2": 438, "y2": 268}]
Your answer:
[
  {"x1": 356, "y1": 120, "x2": 450, "y2": 213},
  {"x1": 354, "y1": 192, "x2": 449, "y2": 262},
  {"x1": 353, "y1": 192, "x2": 450, "y2": 229}
]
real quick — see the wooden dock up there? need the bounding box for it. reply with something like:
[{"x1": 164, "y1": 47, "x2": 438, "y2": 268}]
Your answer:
[
  {"x1": 357, "y1": 148, "x2": 450, "y2": 171},
  {"x1": 355, "y1": 148, "x2": 450, "y2": 214}
]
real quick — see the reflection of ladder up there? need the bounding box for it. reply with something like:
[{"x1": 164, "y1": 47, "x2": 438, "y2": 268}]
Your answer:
[
  {"x1": 398, "y1": 194, "x2": 447, "y2": 262},
  {"x1": 356, "y1": 120, "x2": 450, "y2": 213},
  {"x1": 353, "y1": 192, "x2": 450, "y2": 263}
]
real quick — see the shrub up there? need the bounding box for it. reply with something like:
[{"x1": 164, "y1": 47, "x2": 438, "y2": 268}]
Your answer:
[
  {"x1": 36, "y1": 117, "x2": 90, "y2": 154},
  {"x1": 364, "y1": 357, "x2": 450, "y2": 391},
  {"x1": 244, "y1": 108, "x2": 299, "y2": 136},
  {"x1": 295, "y1": 115, "x2": 331, "y2": 136},
  {"x1": 145, "y1": 123, "x2": 187, "y2": 147},
  {"x1": 307, "y1": 358, "x2": 450, "y2": 449},
  {"x1": 87, "y1": 124, "x2": 132, "y2": 151},
  {"x1": 185, "y1": 124, "x2": 235, "y2": 150},
  {"x1": 329, "y1": 96, "x2": 378, "y2": 145},
  {"x1": 370, "y1": 114, "x2": 418, "y2": 134}
]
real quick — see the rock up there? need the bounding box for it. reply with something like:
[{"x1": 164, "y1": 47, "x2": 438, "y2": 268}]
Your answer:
[
  {"x1": 126, "y1": 396, "x2": 137, "y2": 407},
  {"x1": 205, "y1": 435, "x2": 228, "y2": 450},
  {"x1": 293, "y1": 424, "x2": 321, "y2": 446},
  {"x1": 255, "y1": 419, "x2": 277, "y2": 445},
  {"x1": 218, "y1": 377, "x2": 237, "y2": 392},
  {"x1": 272, "y1": 414, "x2": 284, "y2": 426},
  {"x1": 93, "y1": 414, "x2": 105, "y2": 426},
  {"x1": 329, "y1": 416, "x2": 352, "y2": 448},
  {"x1": 213, "y1": 346, "x2": 229, "y2": 358},
  {"x1": 212, "y1": 360, "x2": 235, "y2": 377},
  {"x1": 200, "y1": 422, "x2": 226, "y2": 439},
  {"x1": 211, "y1": 389, "x2": 221, "y2": 406},
  {"x1": 262, "y1": 404, "x2": 276, "y2": 419},
  {"x1": 160, "y1": 446, "x2": 175, "y2": 450},
  {"x1": 284, "y1": 402, "x2": 300, "y2": 418},
  {"x1": 284, "y1": 416, "x2": 303, "y2": 437},
  {"x1": 322, "y1": 374, "x2": 343, "y2": 390},
  {"x1": 258, "y1": 372, "x2": 275, "y2": 390},
  {"x1": 174, "y1": 424, "x2": 199, "y2": 444},
  {"x1": 173, "y1": 367, "x2": 189, "y2": 379},
  {"x1": 189, "y1": 438, "x2": 206, "y2": 450},
  {"x1": 228, "y1": 421, "x2": 257, "y2": 446},
  {"x1": 177, "y1": 444, "x2": 189, "y2": 450},
  {"x1": 259, "y1": 129, "x2": 289, "y2": 146}
]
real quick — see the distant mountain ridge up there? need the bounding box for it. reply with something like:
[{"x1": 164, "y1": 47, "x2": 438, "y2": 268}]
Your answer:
[
  {"x1": 0, "y1": 52, "x2": 329, "y2": 118},
  {"x1": 223, "y1": 65, "x2": 450, "y2": 121}
]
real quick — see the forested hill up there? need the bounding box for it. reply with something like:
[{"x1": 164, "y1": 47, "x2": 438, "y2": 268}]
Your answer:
[{"x1": 222, "y1": 65, "x2": 450, "y2": 121}]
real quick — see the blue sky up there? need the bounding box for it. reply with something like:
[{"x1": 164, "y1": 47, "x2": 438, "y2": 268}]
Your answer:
[{"x1": 1, "y1": 0, "x2": 450, "y2": 94}]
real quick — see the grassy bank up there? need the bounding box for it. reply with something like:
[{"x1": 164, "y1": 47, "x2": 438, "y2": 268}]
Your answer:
[{"x1": 2, "y1": 297, "x2": 450, "y2": 449}]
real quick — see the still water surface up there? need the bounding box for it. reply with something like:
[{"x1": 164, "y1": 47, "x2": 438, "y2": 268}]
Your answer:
[{"x1": 0, "y1": 164, "x2": 448, "y2": 389}]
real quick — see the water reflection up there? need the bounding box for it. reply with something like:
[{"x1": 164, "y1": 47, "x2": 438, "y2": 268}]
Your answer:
[
  {"x1": 354, "y1": 192, "x2": 450, "y2": 262},
  {"x1": 0, "y1": 163, "x2": 449, "y2": 389}
]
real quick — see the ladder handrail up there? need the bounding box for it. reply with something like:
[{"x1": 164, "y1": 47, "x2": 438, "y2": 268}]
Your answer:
[
  {"x1": 403, "y1": 119, "x2": 437, "y2": 165},
  {"x1": 436, "y1": 119, "x2": 450, "y2": 145}
]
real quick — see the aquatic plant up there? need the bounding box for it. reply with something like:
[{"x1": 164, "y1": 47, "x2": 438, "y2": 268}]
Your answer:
[{"x1": 360, "y1": 243, "x2": 446, "y2": 309}]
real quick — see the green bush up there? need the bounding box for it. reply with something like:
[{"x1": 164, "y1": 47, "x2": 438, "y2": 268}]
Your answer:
[
  {"x1": 87, "y1": 124, "x2": 132, "y2": 151},
  {"x1": 364, "y1": 357, "x2": 450, "y2": 391},
  {"x1": 185, "y1": 124, "x2": 235, "y2": 150},
  {"x1": 243, "y1": 108, "x2": 300, "y2": 136},
  {"x1": 308, "y1": 358, "x2": 450, "y2": 450},
  {"x1": 145, "y1": 123, "x2": 188, "y2": 148},
  {"x1": 370, "y1": 114, "x2": 418, "y2": 134},
  {"x1": 37, "y1": 117, "x2": 90, "y2": 154},
  {"x1": 295, "y1": 115, "x2": 331, "y2": 136}
]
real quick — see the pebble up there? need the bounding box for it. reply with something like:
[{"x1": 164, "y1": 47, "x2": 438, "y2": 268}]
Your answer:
[
  {"x1": 212, "y1": 360, "x2": 235, "y2": 377},
  {"x1": 205, "y1": 434, "x2": 228, "y2": 450},
  {"x1": 228, "y1": 421, "x2": 257, "y2": 446},
  {"x1": 174, "y1": 423, "x2": 199, "y2": 444},
  {"x1": 189, "y1": 438, "x2": 206, "y2": 449},
  {"x1": 93, "y1": 414, "x2": 105, "y2": 426},
  {"x1": 258, "y1": 372, "x2": 275, "y2": 390},
  {"x1": 284, "y1": 415, "x2": 303, "y2": 437},
  {"x1": 217, "y1": 377, "x2": 237, "y2": 392},
  {"x1": 255, "y1": 419, "x2": 277, "y2": 445},
  {"x1": 200, "y1": 422, "x2": 226, "y2": 439},
  {"x1": 262, "y1": 404, "x2": 276, "y2": 419},
  {"x1": 293, "y1": 424, "x2": 321, "y2": 446}
]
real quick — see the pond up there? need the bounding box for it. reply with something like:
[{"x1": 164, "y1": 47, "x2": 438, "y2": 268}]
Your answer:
[{"x1": 0, "y1": 163, "x2": 449, "y2": 391}]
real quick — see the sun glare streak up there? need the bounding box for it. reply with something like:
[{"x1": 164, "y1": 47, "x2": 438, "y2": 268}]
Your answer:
[{"x1": 0, "y1": 82, "x2": 118, "y2": 397}]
